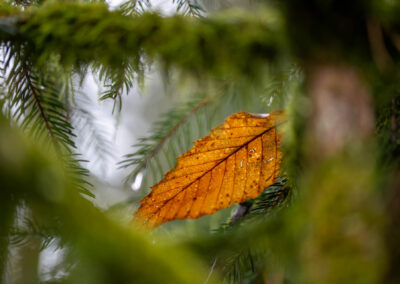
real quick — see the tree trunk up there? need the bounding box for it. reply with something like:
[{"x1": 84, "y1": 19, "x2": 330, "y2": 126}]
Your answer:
[{"x1": 299, "y1": 62, "x2": 385, "y2": 283}]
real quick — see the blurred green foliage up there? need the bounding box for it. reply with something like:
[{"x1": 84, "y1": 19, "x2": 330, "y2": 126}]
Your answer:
[
  {"x1": 2, "y1": 2, "x2": 285, "y2": 79},
  {"x1": 0, "y1": 114, "x2": 214, "y2": 284}
]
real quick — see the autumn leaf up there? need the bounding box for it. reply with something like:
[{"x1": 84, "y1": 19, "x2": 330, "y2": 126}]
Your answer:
[{"x1": 134, "y1": 110, "x2": 286, "y2": 228}]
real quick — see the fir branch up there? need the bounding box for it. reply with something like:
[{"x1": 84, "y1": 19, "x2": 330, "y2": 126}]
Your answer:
[
  {"x1": 0, "y1": 2, "x2": 284, "y2": 80},
  {"x1": 120, "y1": 97, "x2": 209, "y2": 184},
  {"x1": 2, "y1": 46, "x2": 76, "y2": 151},
  {"x1": 1, "y1": 46, "x2": 93, "y2": 197},
  {"x1": 249, "y1": 178, "x2": 290, "y2": 215},
  {"x1": 261, "y1": 65, "x2": 302, "y2": 109},
  {"x1": 70, "y1": 90, "x2": 114, "y2": 177},
  {"x1": 97, "y1": 61, "x2": 138, "y2": 113},
  {"x1": 173, "y1": 0, "x2": 204, "y2": 17},
  {"x1": 21, "y1": 61, "x2": 59, "y2": 147},
  {"x1": 216, "y1": 177, "x2": 290, "y2": 232},
  {"x1": 120, "y1": 0, "x2": 151, "y2": 15},
  {"x1": 211, "y1": 178, "x2": 290, "y2": 283},
  {"x1": 220, "y1": 248, "x2": 265, "y2": 284},
  {"x1": 9, "y1": 217, "x2": 54, "y2": 250}
]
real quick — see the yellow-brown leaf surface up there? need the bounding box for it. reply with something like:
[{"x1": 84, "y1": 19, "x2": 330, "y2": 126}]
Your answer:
[{"x1": 134, "y1": 110, "x2": 286, "y2": 228}]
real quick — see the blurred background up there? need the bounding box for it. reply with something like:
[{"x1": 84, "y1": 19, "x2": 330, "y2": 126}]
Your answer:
[{"x1": 1, "y1": 0, "x2": 400, "y2": 283}]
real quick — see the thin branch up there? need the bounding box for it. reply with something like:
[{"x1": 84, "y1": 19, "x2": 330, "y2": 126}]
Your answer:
[
  {"x1": 128, "y1": 98, "x2": 209, "y2": 177},
  {"x1": 185, "y1": 0, "x2": 199, "y2": 17},
  {"x1": 204, "y1": 257, "x2": 218, "y2": 284},
  {"x1": 173, "y1": 0, "x2": 203, "y2": 17},
  {"x1": 22, "y1": 63, "x2": 58, "y2": 147},
  {"x1": 230, "y1": 201, "x2": 253, "y2": 224},
  {"x1": 113, "y1": 82, "x2": 122, "y2": 100}
]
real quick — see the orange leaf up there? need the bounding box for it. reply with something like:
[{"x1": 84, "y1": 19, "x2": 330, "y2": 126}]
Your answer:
[{"x1": 134, "y1": 110, "x2": 286, "y2": 228}]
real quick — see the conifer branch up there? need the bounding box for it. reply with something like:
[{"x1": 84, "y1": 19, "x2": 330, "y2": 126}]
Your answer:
[
  {"x1": 120, "y1": 98, "x2": 209, "y2": 183},
  {"x1": 22, "y1": 63, "x2": 58, "y2": 148},
  {"x1": 120, "y1": 0, "x2": 151, "y2": 15},
  {"x1": 97, "y1": 61, "x2": 138, "y2": 112},
  {"x1": 220, "y1": 248, "x2": 264, "y2": 284},
  {"x1": 1, "y1": 47, "x2": 93, "y2": 196},
  {"x1": 144, "y1": 98, "x2": 208, "y2": 164},
  {"x1": 10, "y1": 216, "x2": 54, "y2": 250},
  {"x1": 71, "y1": 90, "x2": 114, "y2": 176},
  {"x1": 215, "y1": 177, "x2": 290, "y2": 232},
  {"x1": 0, "y1": 3, "x2": 284, "y2": 79},
  {"x1": 173, "y1": 0, "x2": 204, "y2": 17},
  {"x1": 3, "y1": 48, "x2": 76, "y2": 151}
]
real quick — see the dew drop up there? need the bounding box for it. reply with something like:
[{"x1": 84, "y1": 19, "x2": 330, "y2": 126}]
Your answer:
[
  {"x1": 240, "y1": 160, "x2": 244, "y2": 168},
  {"x1": 131, "y1": 172, "x2": 144, "y2": 191},
  {"x1": 249, "y1": 149, "x2": 255, "y2": 153},
  {"x1": 268, "y1": 96, "x2": 274, "y2": 107},
  {"x1": 250, "y1": 113, "x2": 270, "y2": 118},
  {"x1": 268, "y1": 157, "x2": 274, "y2": 162}
]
